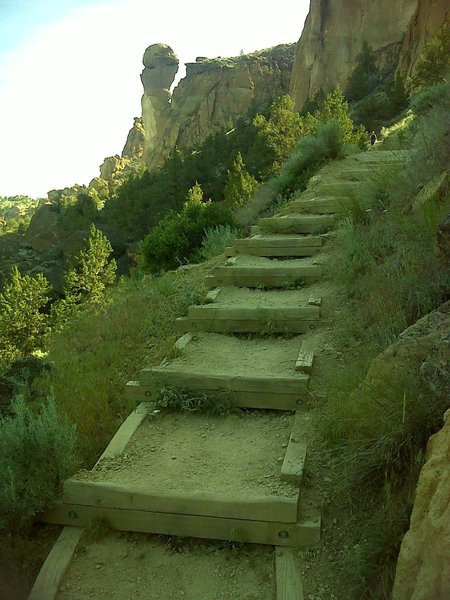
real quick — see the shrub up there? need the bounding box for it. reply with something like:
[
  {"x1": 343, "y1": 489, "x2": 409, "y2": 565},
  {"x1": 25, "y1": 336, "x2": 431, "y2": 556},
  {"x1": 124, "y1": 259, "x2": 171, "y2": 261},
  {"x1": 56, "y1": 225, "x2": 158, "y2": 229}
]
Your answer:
[
  {"x1": 155, "y1": 386, "x2": 234, "y2": 416},
  {"x1": 200, "y1": 224, "x2": 238, "y2": 260},
  {"x1": 271, "y1": 119, "x2": 347, "y2": 197},
  {"x1": 0, "y1": 395, "x2": 78, "y2": 532},
  {"x1": 412, "y1": 18, "x2": 450, "y2": 90},
  {"x1": 141, "y1": 183, "x2": 235, "y2": 272},
  {"x1": 0, "y1": 267, "x2": 51, "y2": 363}
]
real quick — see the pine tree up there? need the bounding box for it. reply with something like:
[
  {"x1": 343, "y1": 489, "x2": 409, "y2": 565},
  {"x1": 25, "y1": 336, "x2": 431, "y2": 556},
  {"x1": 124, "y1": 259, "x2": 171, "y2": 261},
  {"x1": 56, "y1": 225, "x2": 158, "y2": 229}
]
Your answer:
[
  {"x1": 253, "y1": 95, "x2": 305, "y2": 174},
  {"x1": 223, "y1": 152, "x2": 259, "y2": 207},
  {"x1": 345, "y1": 42, "x2": 380, "y2": 102},
  {"x1": 53, "y1": 224, "x2": 116, "y2": 325},
  {"x1": 0, "y1": 267, "x2": 51, "y2": 362},
  {"x1": 315, "y1": 87, "x2": 357, "y2": 144}
]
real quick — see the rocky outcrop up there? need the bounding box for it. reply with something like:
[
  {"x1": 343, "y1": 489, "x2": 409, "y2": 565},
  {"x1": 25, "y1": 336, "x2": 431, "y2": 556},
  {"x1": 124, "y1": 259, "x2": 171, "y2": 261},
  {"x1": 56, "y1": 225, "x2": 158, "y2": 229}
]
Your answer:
[
  {"x1": 122, "y1": 117, "x2": 145, "y2": 159},
  {"x1": 290, "y1": 0, "x2": 448, "y2": 110},
  {"x1": 392, "y1": 407, "x2": 450, "y2": 599},
  {"x1": 25, "y1": 203, "x2": 60, "y2": 254},
  {"x1": 140, "y1": 43, "x2": 296, "y2": 167},
  {"x1": 397, "y1": 1, "x2": 449, "y2": 77}
]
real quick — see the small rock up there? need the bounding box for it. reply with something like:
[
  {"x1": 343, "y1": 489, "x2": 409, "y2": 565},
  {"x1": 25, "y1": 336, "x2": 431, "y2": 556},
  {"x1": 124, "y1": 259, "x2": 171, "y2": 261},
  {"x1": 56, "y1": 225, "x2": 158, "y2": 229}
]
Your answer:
[{"x1": 171, "y1": 456, "x2": 177, "y2": 460}]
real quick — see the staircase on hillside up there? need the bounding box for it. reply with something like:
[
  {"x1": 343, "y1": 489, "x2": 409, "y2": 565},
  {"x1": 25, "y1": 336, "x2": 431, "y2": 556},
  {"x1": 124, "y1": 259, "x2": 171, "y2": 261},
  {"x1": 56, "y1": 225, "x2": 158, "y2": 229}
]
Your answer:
[{"x1": 36, "y1": 149, "x2": 409, "y2": 600}]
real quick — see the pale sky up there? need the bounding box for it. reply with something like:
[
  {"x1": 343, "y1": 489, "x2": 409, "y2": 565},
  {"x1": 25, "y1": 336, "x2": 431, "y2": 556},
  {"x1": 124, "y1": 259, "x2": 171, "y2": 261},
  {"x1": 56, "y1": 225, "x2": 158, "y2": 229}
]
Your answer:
[{"x1": 0, "y1": 0, "x2": 309, "y2": 198}]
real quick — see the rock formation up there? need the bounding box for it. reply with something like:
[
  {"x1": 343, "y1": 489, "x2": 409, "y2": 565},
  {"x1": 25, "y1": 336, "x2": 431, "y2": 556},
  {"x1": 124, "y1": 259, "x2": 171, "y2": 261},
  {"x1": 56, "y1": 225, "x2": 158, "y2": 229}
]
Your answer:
[
  {"x1": 122, "y1": 117, "x2": 145, "y2": 159},
  {"x1": 397, "y1": 1, "x2": 449, "y2": 77},
  {"x1": 139, "y1": 43, "x2": 296, "y2": 168},
  {"x1": 392, "y1": 408, "x2": 450, "y2": 599},
  {"x1": 290, "y1": 0, "x2": 449, "y2": 110}
]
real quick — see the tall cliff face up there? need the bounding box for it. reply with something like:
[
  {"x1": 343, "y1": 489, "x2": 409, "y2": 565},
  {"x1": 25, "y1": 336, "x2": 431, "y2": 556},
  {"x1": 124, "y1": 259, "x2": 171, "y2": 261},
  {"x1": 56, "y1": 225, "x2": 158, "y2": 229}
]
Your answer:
[
  {"x1": 397, "y1": 0, "x2": 449, "y2": 77},
  {"x1": 139, "y1": 43, "x2": 296, "y2": 168},
  {"x1": 290, "y1": 0, "x2": 448, "y2": 110}
]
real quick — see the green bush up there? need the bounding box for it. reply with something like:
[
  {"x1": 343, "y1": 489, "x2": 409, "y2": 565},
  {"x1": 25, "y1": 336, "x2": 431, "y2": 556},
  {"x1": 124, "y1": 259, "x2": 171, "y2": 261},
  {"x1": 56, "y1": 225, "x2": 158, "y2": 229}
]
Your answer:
[
  {"x1": 200, "y1": 224, "x2": 238, "y2": 260},
  {"x1": 271, "y1": 119, "x2": 347, "y2": 197},
  {"x1": 0, "y1": 395, "x2": 78, "y2": 532},
  {"x1": 141, "y1": 183, "x2": 235, "y2": 272},
  {"x1": 0, "y1": 267, "x2": 51, "y2": 363}
]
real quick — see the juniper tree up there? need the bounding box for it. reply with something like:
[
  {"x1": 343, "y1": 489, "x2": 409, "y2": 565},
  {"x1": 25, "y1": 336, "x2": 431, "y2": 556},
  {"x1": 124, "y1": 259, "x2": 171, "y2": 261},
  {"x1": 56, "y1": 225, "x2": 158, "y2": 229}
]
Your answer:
[
  {"x1": 223, "y1": 152, "x2": 259, "y2": 207},
  {"x1": 0, "y1": 267, "x2": 51, "y2": 362},
  {"x1": 53, "y1": 224, "x2": 116, "y2": 325}
]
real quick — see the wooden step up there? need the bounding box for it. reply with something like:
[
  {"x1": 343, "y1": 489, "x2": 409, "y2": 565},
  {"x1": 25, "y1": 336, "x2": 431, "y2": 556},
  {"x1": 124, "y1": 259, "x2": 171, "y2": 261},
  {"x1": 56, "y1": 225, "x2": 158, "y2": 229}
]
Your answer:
[
  {"x1": 225, "y1": 234, "x2": 323, "y2": 257},
  {"x1": 42, "y1": 502, "x2": 320, "y2": 548},
  {"x1": 258, "y1": 214, "x2": 335, "y2": 235},
  {"x1": 313, "y1": 181, "x2": 363, "y2": 196},
  {"x1": 138, "y1": 368, "x2": 309, "y2": 410},
  {"x1": 278, "y1": 197, "x2": 350, "y2": 215},
  {"x1": 209, "y1": 261, "x2": 324, "y2": 289},
  {"x1": 135, "y1": 333, "x2": 311, "y2": 410},
  {"x1": 275, "y1": 547, "x2": 305, "y2": 599},
  {"x1": 184, "y1": 303, "x2": 321, "y2": 334}
]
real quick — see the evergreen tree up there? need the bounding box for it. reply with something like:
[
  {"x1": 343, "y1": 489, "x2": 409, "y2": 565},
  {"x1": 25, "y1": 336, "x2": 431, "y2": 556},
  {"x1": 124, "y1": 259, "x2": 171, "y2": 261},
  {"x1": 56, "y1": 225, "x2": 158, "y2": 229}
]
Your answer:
[
  {"x1": 252, "y1": 95, "x2": 305, "y2": 174},
  {"x1": 0, "y1": 267, "x2": 51, "y2": 362},
  {"x1": 315, "y1": 87, "x2": 360, "y2": 144},
  {"x1": 345, "y1": 42, "x2": 380, "y2": 102},
  {"x1": 53, "y1": 224, "x2": 116, "y2": 325},
  {"x1": 223, "y1": 152, "x2": 259, "y2": 207}
]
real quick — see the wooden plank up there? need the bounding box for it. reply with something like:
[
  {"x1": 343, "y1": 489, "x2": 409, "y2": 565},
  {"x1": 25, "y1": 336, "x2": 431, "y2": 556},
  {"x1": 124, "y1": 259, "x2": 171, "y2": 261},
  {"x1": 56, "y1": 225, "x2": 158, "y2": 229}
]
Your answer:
[
  {"x1": 308, "y1": 297, "x2": 322, "y2": 306},
  {"x1": 63, "y1": 480, "x2": 299, "y2": 523},
  {"x1": 258, "y1": 215, "x2": 335, "y2": 234},
  {"x1": 204, "y1": 287, "x2": 222, "y2": 302},
  {"x1": 275, "y1": 547, "x2": 304, "y2": 600},
  {"x1": 127, "y1": 384, "x2": 307, "y2": 410},
  {"x1": 295, "y1": 350, "x2": 314, "y2": 374},
  {"x1": 185, "y1": 318, "x2": 321, "y2": 334},
  {"x1": 187, "y1": 305, "x2": 320, "y2": 321},
  {"x1": 174, "y1": 316, "x2": 190, "y2": 332},
  {"x1": 214, "y1": 265, "x2": 323, "y2": 277},
  {"x1": 140, "y1": 368, "x2": 309, "y2": 394},
  {"x1": 28, "y1": 526, "x2": 83, "y2": 600},
  {"x1": 226, "y1": 247, "x2": 320, "y2": 257},
  {"x1": 234, "y1": 236, "x2": 323, "y2": 247},
  {"x1": 281, "y1": 415, "x2": 308, "y2": 484},
  {"x1": 173, "y1": 333, "x2": 193, "y2": 353},
  {"x1": 96, "y1": 402, "x2": 149, "y2": 462},
  {"x1": 42, "y1": 503, "x2": 321, "y2": 548}
]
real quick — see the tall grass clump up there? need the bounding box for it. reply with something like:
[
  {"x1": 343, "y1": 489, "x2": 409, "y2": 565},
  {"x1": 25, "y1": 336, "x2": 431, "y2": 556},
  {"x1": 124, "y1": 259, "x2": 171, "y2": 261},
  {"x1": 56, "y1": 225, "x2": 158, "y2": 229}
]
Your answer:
[
  {"x1": 271, "y1": 119, "x2": 347, "y2": 198},
  {"x1": 200, "y1": 224, "x2": 238, "y2": 260},
  {"x1": 0, "y1": 395, "x2": 77, "y2": 532}
]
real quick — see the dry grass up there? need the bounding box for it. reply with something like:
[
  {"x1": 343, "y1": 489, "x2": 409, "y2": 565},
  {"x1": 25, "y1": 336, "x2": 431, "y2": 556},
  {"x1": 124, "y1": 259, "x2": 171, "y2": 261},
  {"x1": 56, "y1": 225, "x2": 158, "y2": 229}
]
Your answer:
[{"x1": 34, "y1": 265, "x2": 210, "y2": 466}]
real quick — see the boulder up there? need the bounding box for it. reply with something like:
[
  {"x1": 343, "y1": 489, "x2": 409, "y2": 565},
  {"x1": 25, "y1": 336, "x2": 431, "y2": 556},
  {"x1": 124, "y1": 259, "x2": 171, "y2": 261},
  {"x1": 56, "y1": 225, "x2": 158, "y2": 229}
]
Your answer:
[
  {"x1": 392, "y1": 407, "x2": 450, "y2": 599},
  {"x1": 25, "y1": 203, "x2": 61, "y2": 254}
]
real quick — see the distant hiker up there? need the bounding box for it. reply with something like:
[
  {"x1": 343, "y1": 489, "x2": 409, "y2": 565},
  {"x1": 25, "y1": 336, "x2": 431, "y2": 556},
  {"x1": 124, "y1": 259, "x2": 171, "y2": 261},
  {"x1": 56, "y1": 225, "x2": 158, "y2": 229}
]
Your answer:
[{"x1": 370, "y1": 131, "x2": 377, "y2": 146}]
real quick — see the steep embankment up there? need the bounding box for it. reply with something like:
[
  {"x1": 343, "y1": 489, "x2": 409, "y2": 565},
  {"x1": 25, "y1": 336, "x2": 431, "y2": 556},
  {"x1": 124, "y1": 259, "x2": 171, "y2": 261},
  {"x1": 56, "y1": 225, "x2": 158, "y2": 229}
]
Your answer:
[{"x1": 289, "y1": 0, "x2": 449, "y2": 109}]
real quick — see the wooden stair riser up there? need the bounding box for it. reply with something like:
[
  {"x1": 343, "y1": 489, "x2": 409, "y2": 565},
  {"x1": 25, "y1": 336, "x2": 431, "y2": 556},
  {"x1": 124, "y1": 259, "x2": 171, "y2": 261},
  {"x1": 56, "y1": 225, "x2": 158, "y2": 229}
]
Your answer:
[
  {"x1": 180, "y1": 319, "x2": 321, "y2": 335},
  {"x1": 209, "y1": 266, "x2": 324, "y2": 289},
  {"x1": 62, "y1": 480, "x2": 299, "y2": 524},
  {"x1": 225, "y1": 246, "x2": 320, "y2": 257},
  {"x1": 278, "y1": 198, "x2": 349, "y2": 215},
  {"x1": 258, "y1": 216, "x2": 335, "y2": 235},
  {"x1": 42, "y1": 503, "x2": 321, "y2": 548},
  {"x1": 188, "y1": 305, "x2": 320, "y2": 321}
]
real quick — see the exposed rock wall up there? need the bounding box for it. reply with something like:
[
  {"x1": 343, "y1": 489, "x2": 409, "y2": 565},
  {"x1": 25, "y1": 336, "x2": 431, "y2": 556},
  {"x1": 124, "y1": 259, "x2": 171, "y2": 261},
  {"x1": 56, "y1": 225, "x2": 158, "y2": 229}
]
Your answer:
[
  {"x1": 392, "y1": 408, "x2": 450, "y2": 599},
  {"x1": 290, "y1": 0, "x2": 448, "y2": 110},
  {"x1": 140, "y1": 43, "x2": 295, "y2": 168},
  {"x1": 398, "y1": 0, "x2": 449, "y2": 77}
]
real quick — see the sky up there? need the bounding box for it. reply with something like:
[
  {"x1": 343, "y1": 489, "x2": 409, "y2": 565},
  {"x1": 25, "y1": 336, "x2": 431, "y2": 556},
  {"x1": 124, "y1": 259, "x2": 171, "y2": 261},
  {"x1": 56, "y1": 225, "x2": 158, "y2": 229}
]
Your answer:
[{"x1": 0, "y1": 0, "x2": 310, "y2": 198}]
